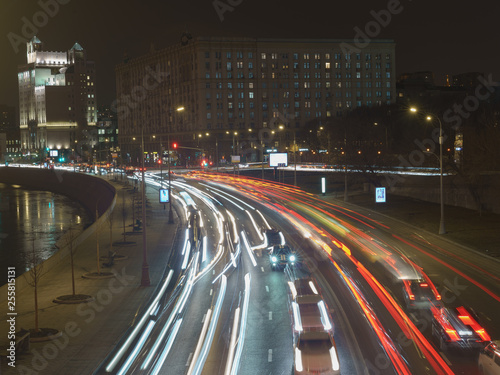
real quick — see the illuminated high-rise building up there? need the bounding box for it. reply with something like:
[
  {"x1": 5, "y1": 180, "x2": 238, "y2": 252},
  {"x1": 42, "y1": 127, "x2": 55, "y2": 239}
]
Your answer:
[{"x1": 17, "y1": 36, "x2": 97, "y2": 160}]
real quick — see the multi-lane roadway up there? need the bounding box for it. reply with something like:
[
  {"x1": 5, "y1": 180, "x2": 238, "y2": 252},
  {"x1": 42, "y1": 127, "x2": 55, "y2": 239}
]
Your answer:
[{"x1": 95, "y1": 170, "x2": 499, "y2": 375}]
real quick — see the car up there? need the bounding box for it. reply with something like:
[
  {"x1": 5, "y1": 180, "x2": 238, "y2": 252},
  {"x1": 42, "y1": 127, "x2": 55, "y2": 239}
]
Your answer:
[
  {"x1": 294, "y1": 331, "x2": 340, "y2": 375},
  {"x1": 479, "y1": 340, "x2": 500, "y2": 375},
  {"x1": 264, "y1": 228, "x2": 283, "y2": 248},
  {"x1": 402, "y1": 272, "x2": 441, "y2": 309},
  {"x1": 288, "y1": 277, "x2": 321, "y2": 301},
  {"x1": 431, "y1": 305, "x2": 491, "y2": 351},
  {"x1": 291, "y1": 294, "x2": 333, "y2": 335},
  {"x1": 269, "y1": 244, "x2": 297, "y2": 270}
]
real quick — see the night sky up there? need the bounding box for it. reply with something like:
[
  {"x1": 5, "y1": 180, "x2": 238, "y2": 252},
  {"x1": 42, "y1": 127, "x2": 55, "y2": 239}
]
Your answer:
[{"x1": 1, "y1": 0, "x2": 498, "y2": 109}]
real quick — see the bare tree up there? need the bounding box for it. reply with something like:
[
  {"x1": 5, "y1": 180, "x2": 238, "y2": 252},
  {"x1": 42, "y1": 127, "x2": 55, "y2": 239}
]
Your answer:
[{"x1": 24, "y1": 237, "x2": 45, "y2": 333}]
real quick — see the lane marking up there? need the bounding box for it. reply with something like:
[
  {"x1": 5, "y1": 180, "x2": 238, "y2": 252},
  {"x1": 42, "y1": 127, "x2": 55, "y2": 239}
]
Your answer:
[
  {"x1": 268, "y1": 349, "x2": 273, "y2": 362},
  {"x1": 202, "y1": 313, "x2": 206, "y2": 324},
  {"x1": 261, "y1": 267, "x2": 265, "y2": 273},
  {"x1": 186, "y1": 352, "x2": 193, "y2": 367},
  {"x1": 269, "y1": 311, "x2": 272, "y2": 320},
  {"x1": 210, "y1": 289, "x2": 213, "y2": 296},
  {"x1": 265, "y1": 285, "x2": 269, "y2": 292}
]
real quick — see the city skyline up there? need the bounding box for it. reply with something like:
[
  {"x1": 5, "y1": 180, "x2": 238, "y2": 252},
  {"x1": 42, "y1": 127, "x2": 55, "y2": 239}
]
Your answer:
[{"x1": 1, "y1": 0, "x2": 499, "y2": 110}]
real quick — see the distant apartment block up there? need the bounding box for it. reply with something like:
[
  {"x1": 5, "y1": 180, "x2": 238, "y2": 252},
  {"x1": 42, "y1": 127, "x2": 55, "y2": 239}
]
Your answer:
[
  {"x1": 0, "y1": 105, "x2": 20, "y2": 161},
  {"x1": 116, "y1": 36, "x2": 396, "y2": 162}
]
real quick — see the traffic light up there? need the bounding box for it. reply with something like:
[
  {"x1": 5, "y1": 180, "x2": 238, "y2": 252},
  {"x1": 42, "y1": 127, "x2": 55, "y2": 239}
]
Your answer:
[
  {"x1": 157, "y1": 159, "x2": 162, "y2": 165},
  {"x1": 173, "y1": 142, "x2": 178, "y2": 149}
]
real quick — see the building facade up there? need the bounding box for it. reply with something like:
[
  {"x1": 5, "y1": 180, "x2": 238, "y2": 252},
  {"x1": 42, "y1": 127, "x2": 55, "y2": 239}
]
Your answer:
[
  {"x1": 116, "y1": 36, "x2": 396, "y2": 164},
  {"x1": 18, "y1": 36, "x2": 97, "y2": 161},
  {"x1": 0, "y1": 105, "x2": 20, "y2": 162}
]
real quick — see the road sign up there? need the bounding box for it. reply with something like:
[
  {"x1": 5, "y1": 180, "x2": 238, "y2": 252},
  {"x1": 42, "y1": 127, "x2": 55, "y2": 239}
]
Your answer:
[
  {"x1": 375, "y1": 187, "x2": 386, "y2": 203},
  {"x1": 159, "y1": 189, "x2": 169, "y2": 203}
]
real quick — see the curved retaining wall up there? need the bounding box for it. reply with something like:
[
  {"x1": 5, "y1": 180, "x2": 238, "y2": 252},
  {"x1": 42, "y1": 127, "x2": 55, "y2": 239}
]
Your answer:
[{"x1": 0, "y1": 167, "x2": 116, "y2": 302}]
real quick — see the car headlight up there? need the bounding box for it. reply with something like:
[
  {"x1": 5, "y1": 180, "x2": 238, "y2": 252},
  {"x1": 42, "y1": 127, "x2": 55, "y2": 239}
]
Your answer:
[
  {"x1": 289, "y1": 255, "x2": 296, "y2": 262},
  {"x1": 271, "y1": 256, "x2": 277, "y2": 262}
]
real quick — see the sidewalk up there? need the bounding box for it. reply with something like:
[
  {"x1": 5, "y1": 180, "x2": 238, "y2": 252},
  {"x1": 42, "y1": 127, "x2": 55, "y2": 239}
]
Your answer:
[
  {"x1": 0, "y1": 175, "x2": 180, "y2": 375},
  {"x1": 319, "y1": 191, "x2": 500, "y2": 258}
]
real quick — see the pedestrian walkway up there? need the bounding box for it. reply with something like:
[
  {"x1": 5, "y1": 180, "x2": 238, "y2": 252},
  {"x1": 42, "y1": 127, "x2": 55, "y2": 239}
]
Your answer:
[
  {"x1": 319, "y1": 191, "x2": 500, "y2": 258},
  {"x1": 0, "y1": 174, "x2": 180, "y2": 375}
]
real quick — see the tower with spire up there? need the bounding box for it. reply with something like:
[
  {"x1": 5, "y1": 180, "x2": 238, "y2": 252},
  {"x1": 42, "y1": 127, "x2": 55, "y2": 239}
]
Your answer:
[{"x1": 18, "y1": 36, "x2": 97, "y2": 162}]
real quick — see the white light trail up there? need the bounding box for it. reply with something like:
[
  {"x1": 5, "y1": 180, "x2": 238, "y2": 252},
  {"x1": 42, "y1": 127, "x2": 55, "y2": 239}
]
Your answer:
[
  {"x1": 182, "y1": 241, "x2": 191, "y2": 270},
  {"x1": 117, "y1": 320, "x2": 156, "y2": 375},
  {"x1": 256, "y1": 210, "x2": 271, "y2": 230},
  {"x1": 279, "y1": 231, "x2": 286, "y2": 245},
  {"x1": 190, "y1": 275, "x2": 227, "y2": 375},
  {"x1": 150, "y1": 318, "x2": 183, "y2": 375},
  {"x1": 202, "y1": 236, "x2": 207, "y2": 263},
  {"x1": 292, "y1": 302, "x2": 303, "y2": 332},
  {"x1": 318, "y1": 300, "x2": 332, "y2": 331},
  {"x1": 230, "y1": 273, "x2": 251, "y2": 375},
  {"x1": 227, "y1": 211, "x2": 239, "y2": 243},
  {"x1": 224, "y1": 307, "x2": 240, "y2": 375},
  {"x1": 240, "y1": 230, "x2": 257, "y2": 267},
  {"x1": 245, "y1": 210, "x2": 263, "y2": 241},
  {"x1": 187, "y1": 309, "x2": 213, "y2": 375},
  {"x1": 201, "y1": 183, "x2": 256, "y2": 211},
  {"x1": 106, "y1": 270, "x2": 173, "y2": 372}
]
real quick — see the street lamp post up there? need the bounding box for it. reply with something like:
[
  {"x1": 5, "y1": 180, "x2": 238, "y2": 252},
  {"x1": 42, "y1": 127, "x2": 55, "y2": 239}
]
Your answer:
[
  {"x1": 434, "y1": 115, "x2": 446, "y2": 235},
  {"x1": 216, "y1": 136, "x2": 219, "y2": 173},
  {"x1": 293, "y1": 132, "x2": 297, "y2": 186},
  {"x1": 261, "y1": 134, "x2": 265, "y2": 180},
  {"x1": 410, "y1": 107, "x2": 446, "y2": 234},
  {"x1": 344, "y1": 128, "x2": 348, "y2": 202},
  {"x1": 166, "y1": 106, "x2": 184, "y2": 224},
  {"x1": 167, "y1": 134, "x2": 174, "y2": 224},
  {"x1": 140, "y1": 126, "x2": 150, "y2": 286}
]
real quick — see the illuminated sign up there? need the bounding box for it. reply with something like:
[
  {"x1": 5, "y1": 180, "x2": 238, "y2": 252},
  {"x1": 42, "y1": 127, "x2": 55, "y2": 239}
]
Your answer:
[
  {"x1": 375, "y1": 187, "x2": 386, "y2": 203},
  {"x1": 49, "y1": 150, "x2": 58, "y2": 157},
  {"x1": 269, "y1": 153, "x2": 288, "y2": 167},
  {"x1": 159, "y1": 189, "x2": 169, "y2": 203}
]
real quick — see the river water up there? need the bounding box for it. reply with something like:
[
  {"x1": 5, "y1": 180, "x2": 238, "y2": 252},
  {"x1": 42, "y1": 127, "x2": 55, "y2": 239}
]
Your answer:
[{"x1": 0, "y1": 183, "x2": 92, "y2": 287}]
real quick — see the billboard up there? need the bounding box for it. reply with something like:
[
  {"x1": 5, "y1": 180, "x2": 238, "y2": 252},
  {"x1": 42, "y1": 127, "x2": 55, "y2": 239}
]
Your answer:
[
  {"x1": 159, "y1": 189, "x2": 169, "y2": 203},
  {"x1": 269, "y1": 153, "x2": 288, "y2": 167}
]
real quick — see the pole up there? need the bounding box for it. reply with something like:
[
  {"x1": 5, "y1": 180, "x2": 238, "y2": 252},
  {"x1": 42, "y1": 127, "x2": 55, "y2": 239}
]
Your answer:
[
  {"x1": 438, "y1": 118, "x2": 446, "y2": 234},
  {"x1": 261, "y1": 138, "x2": 265, "y2": 180},
  {"x1": 293, "y1": 133, "x2": 297, "y2": 186},
  {"x1": 168, "y1": 133, "x2": 174, "y2": 224},
  {"x1": 344, "y1": 128, "x2": 348, "y2": 201},
  {"x1": 216, "y1": 136, "x2": 219, "y2": 173},
  {"x1": 233, "y1": 134, "x2": 236, "y2": 175},
  {"x1": 141, "y1": 127, "x2": 150, "y2": 286}
]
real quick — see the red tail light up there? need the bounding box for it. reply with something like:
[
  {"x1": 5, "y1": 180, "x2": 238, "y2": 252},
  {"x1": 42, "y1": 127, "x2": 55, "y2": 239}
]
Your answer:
[{"x1": 456, "y1": 307, "x2": 491, "y2": 341}]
